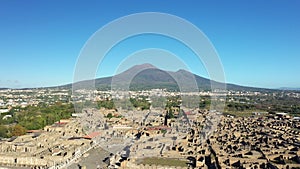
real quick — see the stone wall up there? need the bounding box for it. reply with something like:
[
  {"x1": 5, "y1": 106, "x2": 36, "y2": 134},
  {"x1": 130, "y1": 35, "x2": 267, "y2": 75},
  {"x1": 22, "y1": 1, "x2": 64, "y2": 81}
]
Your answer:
[
  {"x1": 120, "y1": 161, "x2": 189, "y2": 169},
  {"x1": 0, "y1": 156, "x2": 49, "y2": 167}
]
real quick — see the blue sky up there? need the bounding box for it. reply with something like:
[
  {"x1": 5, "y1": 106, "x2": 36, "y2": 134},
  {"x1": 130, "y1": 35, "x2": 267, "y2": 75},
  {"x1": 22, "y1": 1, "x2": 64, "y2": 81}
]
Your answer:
[{"x1": 0, "y1": 0, "x2": 299, "y2": 89}]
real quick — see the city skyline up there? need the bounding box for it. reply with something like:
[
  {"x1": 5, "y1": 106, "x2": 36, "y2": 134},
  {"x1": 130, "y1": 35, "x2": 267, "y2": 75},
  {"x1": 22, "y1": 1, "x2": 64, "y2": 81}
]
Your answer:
[{"x1": 0, "y1": 0, "x2": 300, "y2": 89}]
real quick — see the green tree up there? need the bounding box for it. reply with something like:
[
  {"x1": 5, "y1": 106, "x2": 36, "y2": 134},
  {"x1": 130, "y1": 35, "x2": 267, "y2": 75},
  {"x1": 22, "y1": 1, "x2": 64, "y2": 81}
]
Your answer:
[
  {"x1": 0, "y1": 125, "x2": 8, "y2": 138},
  {"x1": 106, "y1": 113, "x2": 113, "y2": 119},
  {"x1": 11, "y1": 125, "x2": 26, "y2": 136},
  {"x1": 97, "y1": 99, "x2": 115, "y2": 109},
  {"x1": 130, "y1": 98, "x2": 150, "y2": 110}
]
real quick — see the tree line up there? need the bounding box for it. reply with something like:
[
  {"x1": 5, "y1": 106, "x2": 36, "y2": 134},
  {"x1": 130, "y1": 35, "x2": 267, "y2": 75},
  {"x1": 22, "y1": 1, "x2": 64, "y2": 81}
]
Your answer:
[{"x1": 0, "y1": 102, "x2": 74, "y2": 138}]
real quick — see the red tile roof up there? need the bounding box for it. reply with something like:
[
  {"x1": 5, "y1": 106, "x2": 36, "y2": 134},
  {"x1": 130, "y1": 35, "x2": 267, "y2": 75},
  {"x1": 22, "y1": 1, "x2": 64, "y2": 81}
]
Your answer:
[
  {"x1": 27, "y1": 130, "x2": 42, "y2": 133},
  {"x1": 83, "y1": 132, "x2": 101, "y2": 139},
  {"x1": 185, "y1": 111, "x2": 192, "y2": 115}
]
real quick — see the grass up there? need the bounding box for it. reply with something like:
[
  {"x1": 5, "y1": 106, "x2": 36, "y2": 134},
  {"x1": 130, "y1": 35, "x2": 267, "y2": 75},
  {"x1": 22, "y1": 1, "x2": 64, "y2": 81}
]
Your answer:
[{"x1": 138, "y1": 157, "x2": 188, "y2": 167}]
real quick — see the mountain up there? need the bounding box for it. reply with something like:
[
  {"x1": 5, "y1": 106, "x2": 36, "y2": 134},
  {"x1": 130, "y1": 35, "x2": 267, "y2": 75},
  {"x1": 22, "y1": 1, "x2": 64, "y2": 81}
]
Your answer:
[{"x1": 69, "y1": 63, "x2": 272, "y2": 92}]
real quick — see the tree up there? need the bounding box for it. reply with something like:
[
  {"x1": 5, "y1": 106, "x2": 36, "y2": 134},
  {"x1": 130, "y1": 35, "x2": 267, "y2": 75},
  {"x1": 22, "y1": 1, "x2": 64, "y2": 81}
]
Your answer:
[
  {"x1": 0, "y1": 125, "x2": 8, "y2": 138},
  {"x1": 11, "y1": 124, "x2": 26, "y2": 136},
  {"x1": 106, "y1": 113, "x2": 113, "y2": 119},
  {"x1": 0, "y1": 103, "x2": 75, "y2": 138},
  {"x1": 167, "y1": 109, "x2": 175, "y2": 119},
  {"x1": 130, "y1": 98, "x2": 150, "y2": 110},
  {"x1": 97, "y1": 99, "x2": 115, "y2": 109}
]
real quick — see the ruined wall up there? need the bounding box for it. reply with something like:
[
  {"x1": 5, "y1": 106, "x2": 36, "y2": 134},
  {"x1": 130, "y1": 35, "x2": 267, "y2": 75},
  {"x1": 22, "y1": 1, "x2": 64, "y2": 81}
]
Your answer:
[
  {"x1": 0, "y1": 156, "x2": 49, "y2": 167},
  {"x1": 121, "y1": 161, "x2": 189, "y2": 169}
]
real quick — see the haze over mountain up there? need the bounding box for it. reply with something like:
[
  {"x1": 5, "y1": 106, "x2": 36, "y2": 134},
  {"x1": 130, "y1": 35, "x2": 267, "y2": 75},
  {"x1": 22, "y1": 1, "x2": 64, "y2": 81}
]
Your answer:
[{"x1": 69, "y1": 63, "x2": 272, "y2": 92}]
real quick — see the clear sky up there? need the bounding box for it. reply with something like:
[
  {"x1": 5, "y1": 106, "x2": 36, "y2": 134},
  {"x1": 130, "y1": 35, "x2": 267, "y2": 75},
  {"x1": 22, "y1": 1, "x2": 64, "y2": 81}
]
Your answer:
[{"x1": 0, "y1": 0, "x2": 299, "y2": 89}]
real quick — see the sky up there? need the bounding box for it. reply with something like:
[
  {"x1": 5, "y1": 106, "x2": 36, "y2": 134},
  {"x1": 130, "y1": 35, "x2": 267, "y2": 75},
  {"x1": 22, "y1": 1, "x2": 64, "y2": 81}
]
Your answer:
[{"x1": 0, "y1": 0, "x2": 299, "y2": 89}]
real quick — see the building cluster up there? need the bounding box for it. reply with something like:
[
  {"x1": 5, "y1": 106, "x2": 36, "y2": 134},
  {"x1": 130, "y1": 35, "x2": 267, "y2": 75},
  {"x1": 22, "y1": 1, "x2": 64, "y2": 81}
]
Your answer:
[
  {"x1": 0, "y1": 89, "x2": 70, "y2": 110},
  {"x1": 0, "y1": 106, "x2": 299, "y2": 168},
  {"x1": 209, "y1": 113, "x2": 300, "y2": 168},
  {"x1": 99, "y1": 109, "x2": 300, "y2": 169},
  {"x1": 0, "y1": 119, "x2": 96, "y2": 169},
  {"x1": 0, "y1": 88, "x2": 300, "y2": 168}
]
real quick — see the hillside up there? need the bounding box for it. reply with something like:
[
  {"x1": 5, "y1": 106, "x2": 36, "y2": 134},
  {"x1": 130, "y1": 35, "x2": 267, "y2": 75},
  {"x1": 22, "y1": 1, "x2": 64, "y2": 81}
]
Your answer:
[{"x1": 67, "y1": 63, "x2": 272, "y2": 92}]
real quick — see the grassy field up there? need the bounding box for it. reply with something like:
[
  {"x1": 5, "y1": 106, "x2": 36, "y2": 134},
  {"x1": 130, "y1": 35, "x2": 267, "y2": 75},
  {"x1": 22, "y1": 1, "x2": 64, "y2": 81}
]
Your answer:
[{"x1": 138, "y1": 157, "x2": 188, "y2": 167}]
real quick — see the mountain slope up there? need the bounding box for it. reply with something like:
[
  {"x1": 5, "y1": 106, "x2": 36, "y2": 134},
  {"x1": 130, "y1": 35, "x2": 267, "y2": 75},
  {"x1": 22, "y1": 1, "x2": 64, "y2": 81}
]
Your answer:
[{"x1": 67, "y1": 63, "x2": 273, "y2": 92}]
